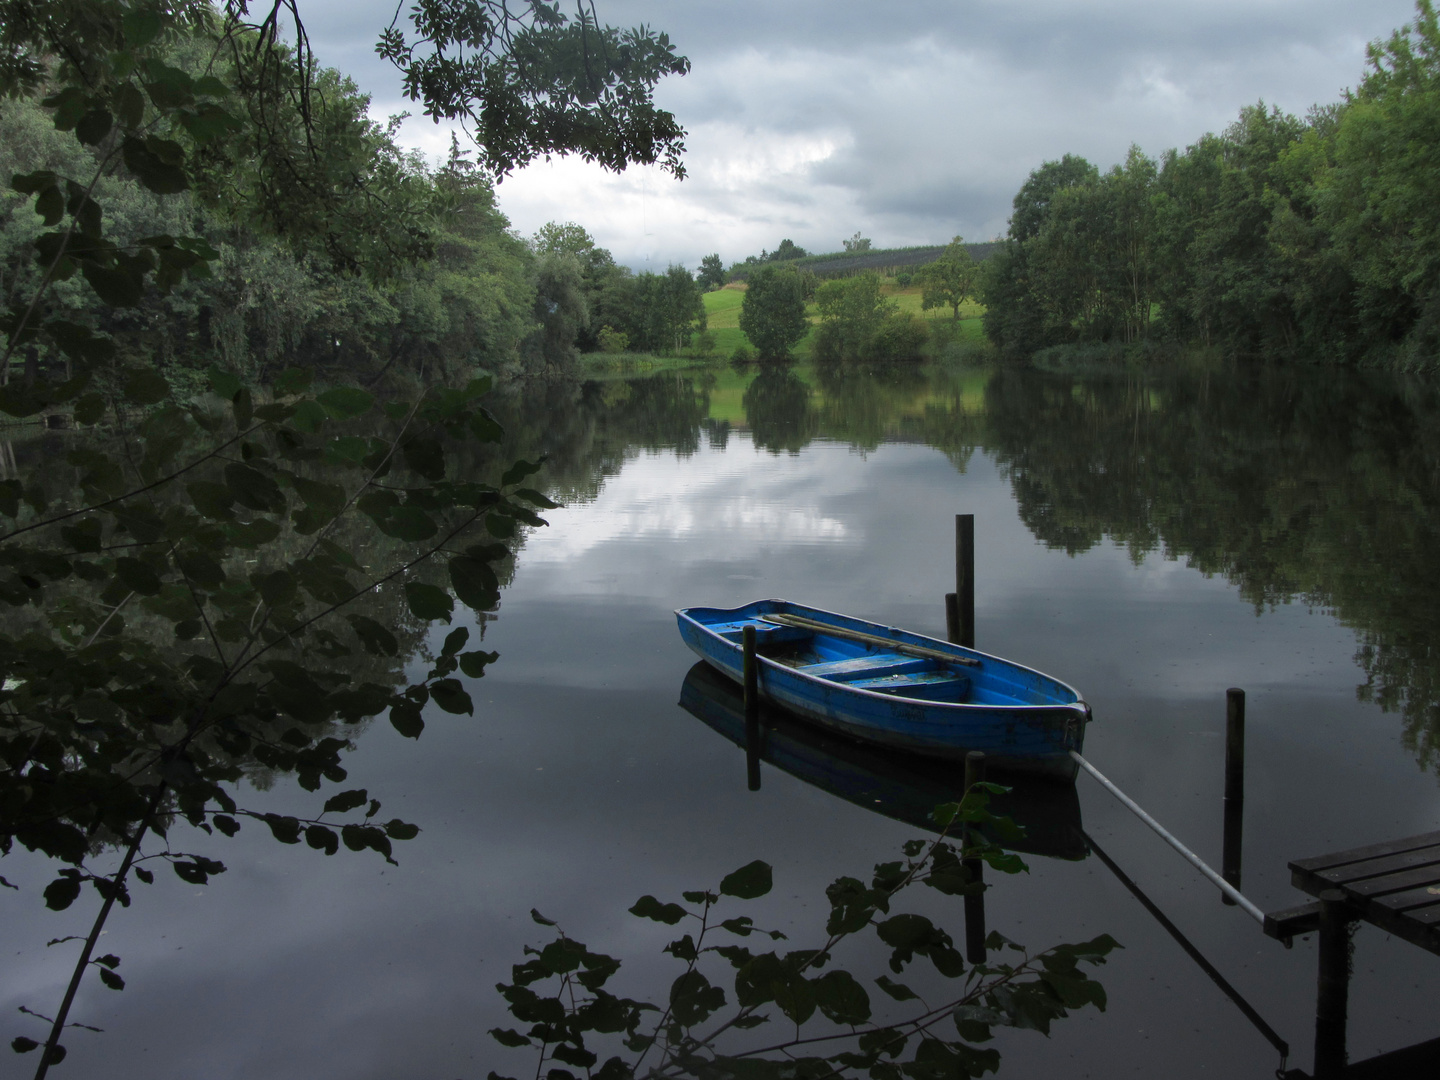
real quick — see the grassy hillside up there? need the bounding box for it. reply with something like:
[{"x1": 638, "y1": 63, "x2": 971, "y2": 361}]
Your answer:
[
  {"x1": 731, "y1": 242, "x2": 1000, "y2": 281},
  {"x1": 701, "y1": 279, "x2": 987, "y2": 359}
]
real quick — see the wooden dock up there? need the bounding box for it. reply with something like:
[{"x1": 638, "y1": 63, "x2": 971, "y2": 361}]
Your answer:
[
  {"x1": 1288, "y1": 830, "x2": 1440, "y2": 952},
  {"x1": 1269, "y1": 830, "x2": 1440, "y2": 1079}
]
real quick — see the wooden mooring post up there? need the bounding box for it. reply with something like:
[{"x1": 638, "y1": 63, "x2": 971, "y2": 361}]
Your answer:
[
  {"x1": 743, "y1": 625, "x2": 761, "y2": 791},
  {"x1": 1313, "y1": 890, "x2": 1353, "y2": 1079},
  {"x1": 955, "y1": 515, "x2": 974, "y2": 648},
  {"x1": 1222, "y1": 688, "x2": 1245, "y2": 904},
  {"x1": 946, "y1": 514, "x2": 975, "y2": 647},
  {"x1": 963, "y1": 750, "x2": 987, "y2": 963}
]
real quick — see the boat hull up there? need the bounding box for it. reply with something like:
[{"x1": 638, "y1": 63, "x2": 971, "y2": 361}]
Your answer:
[{"x1": 676, "y1": 599, "x2": 1089, "y2": 780}]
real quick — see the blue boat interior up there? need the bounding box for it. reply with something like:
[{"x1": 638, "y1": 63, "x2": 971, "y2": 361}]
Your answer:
[
  {"x1": 705, "y1": 616, "x2": 977, "y2": 704},
  {"x1": 691, "y1": 608, "x2": 1077, "y2": 708}
]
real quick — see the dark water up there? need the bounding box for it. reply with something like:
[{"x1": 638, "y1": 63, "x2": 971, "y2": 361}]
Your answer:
[{"x1": 6, "y1": 360, "x2": 1440, "y2": 1078}]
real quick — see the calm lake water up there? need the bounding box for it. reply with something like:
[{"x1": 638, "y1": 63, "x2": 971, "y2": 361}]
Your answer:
[{"x1": 6, "y1": 359, "x2": 1440, "y2": 1078}]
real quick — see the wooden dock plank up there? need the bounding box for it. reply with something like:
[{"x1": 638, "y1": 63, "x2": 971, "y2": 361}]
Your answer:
[
  {"x1": 1372, "y1": 887, "x2": 1440, "y2": 915},
  {"x1": 1309, "y1": 844, "x2": 1440, "y2": 887},
  {"x1": 1289, "y1": 830, "x2": 1440, "y2": 874},
  {"x1": 1346, "y1": 862, "x2": 1440, "y2": 898},
  {"x1": 1408, "y1": 905, "x2": 1440, "y2": 927},
  {"x1": 1287, "y1": 829, "x2": 1440, "y2": 958}
]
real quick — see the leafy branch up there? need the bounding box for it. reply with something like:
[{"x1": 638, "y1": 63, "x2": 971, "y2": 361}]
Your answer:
[{"x1": 489, "y1": 789, "x2": 1119, "y2": 1079}]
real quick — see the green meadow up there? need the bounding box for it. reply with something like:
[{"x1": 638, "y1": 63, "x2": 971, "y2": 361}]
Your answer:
[{"x1": 698, "y1": 277, "x2": 988, "y2": 359}]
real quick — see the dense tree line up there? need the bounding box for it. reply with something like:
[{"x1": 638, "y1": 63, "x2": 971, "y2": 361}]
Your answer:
[
  {"x1": 0, "y1": 0, "x2": 691, "y2": 1070},
  {"x1": 0, "y1": 38, "x2": 709, "y2": 396},
  {"x1": 527, "y1": 220, "x2": 707, "y2": 360},
  {"x1": 982, "y1": 1, "x2": 1440, "y2": 369}
]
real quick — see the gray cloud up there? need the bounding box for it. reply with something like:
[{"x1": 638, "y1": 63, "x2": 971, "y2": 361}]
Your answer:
[{"x1": 296, "y1": 0, "x2": 1420, "y2": 266}]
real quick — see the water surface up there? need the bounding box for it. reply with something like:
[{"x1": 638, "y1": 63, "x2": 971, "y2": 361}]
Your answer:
[{"x1": 6, "y1": 360, "x2": 1440, "y2": 1078}]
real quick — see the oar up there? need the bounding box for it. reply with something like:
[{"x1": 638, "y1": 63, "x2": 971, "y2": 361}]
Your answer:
[{"x1": 758, "y1": 613, "x2": 981, "y2": 667}]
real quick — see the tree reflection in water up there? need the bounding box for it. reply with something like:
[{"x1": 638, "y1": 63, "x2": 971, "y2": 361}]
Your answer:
[{"x1": 487, "y1": 360, "x2": 1440, "y2": 776}]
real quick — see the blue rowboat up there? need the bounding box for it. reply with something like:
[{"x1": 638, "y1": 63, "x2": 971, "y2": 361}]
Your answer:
[
  {"x1": 679, "y1": 662, "x2": 1087, "y2": 859},
  {"x1": 675, "y1": 599, "x2": 1091, "y2": 780}
]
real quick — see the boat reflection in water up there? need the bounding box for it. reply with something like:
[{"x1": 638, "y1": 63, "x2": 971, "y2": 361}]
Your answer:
[{"x1": 679, "y1": 662, "x2": 1086, "y2": 862}]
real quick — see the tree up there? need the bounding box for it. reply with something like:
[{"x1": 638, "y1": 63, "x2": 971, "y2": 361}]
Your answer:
[
  {"x1": 979, "y1": 155, "x2": 1098, "y2": 355},
  {"x1": 738, "y1": 263, "x2": 808, "y2": 359},
  {"x1": 0, "y1": 2, "x2": 689, "y2": 1072},
  {"x1": 697, "y1": 253, "x2": 725, "y2": 290},
  {"x1": 523, "y1": 250, "x2": 588, "y2": 371},
  {"x1": 633, "y1": 264, "x2": 704, "y2": 355},
  {"x1": 813, "y1": 272, "x2": 892, "y2": 359},
  {"x1": 843, "y1": 231, "x2": 872, "y2": 253},
  {"x1": 765, "y1": 238, "x2": 807, "y2": 261},
  {"x1": 1308, "y1": 0, "x2": 1440, "y2": 363},
  {"x1": 917, "y1": 236, "x2": 977, "y2": 321}
]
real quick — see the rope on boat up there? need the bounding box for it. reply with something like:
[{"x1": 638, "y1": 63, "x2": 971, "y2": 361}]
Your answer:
[
  {"x1": 758, "y1": 613, "x2": 982, "y2": 666},
  {"x1": 1070, "y1": 750, "x2": 1266, "y2": 925}
]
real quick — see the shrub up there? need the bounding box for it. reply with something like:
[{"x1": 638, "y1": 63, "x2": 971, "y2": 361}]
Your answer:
[
  {"x1": 598, "y1": 325, "x2": 630, "y2": 353},
  {"x1": 867, "y1": 312, "x2": 929, "y2": 360}
]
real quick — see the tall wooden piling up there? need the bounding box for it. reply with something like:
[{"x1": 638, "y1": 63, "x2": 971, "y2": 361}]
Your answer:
[
  {"x1": 956, "y1": 515, "x2": 975, "y2": 648},
  {"x1": 963, "y1": 750, "x2": 987, "y2": 963},
  {"x1": 945, "y1": 592, "x2": 960, "y2": 645},
  {"x1": 743, "y1": 625, "x2": 758, "y2": 722},
  {"x1": 1222, "y1": 688, "x2": 1245, "y2": 904},
  {"x1": 1313, "y1": 889, "x2": 1353, "y2": 1079},
  {"x1": 743, "y1": 624, "x2": 761, "y2": 790}
]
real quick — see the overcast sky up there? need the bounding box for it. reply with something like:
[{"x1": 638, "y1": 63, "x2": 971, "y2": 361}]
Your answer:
[{"x1": 299, "y1": 0, "x2": 1419, "y2": 270}]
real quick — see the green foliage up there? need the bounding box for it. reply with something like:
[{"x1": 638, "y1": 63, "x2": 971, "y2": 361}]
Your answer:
[
  {"x1": 697, "y1": 253, "x2": 725, "y2": 291},
  {"x1": 738, "y1": 264, "x2": 808, "y2": 360},
  {"x1": 629, "y1": 265, "x2": 705, "y2": 357},
  {"x1": 377, "y1": 0, "x2": 691, "y2": 180},
  {"x1": 597, "y1": 325, "x2": 630, "y2": 354},
  {"x1": 813, "y1": 272, "x2": 926, "y2": 362},
  {"x1": 917, "y1": 237, "x2": 979, "y2": 321},
  {"x1": 0, "y1": 0, "x2": 684, "y2": 1070},
  {"x1": 490, "y1": 790, "x2": 1117, "y2": 1077},
  {"x1": 983, "y1": 2, "x2": 1440, "y2": 366}
]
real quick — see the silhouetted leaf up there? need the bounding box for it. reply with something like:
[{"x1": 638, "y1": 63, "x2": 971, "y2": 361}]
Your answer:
[
  {"x1": 429, "y1": 678, "x2": 472, "y2": 715},
  {"x1": 441, "y1": 626, "x2": 469, "y2": 655},
  {"x1": 390, "y1": 700, "x2": 424, "y2": 739},
  {"x1": 383, "y1": 819, "x2": 419, "y2": 840},
  {"x1": 720, "y1": 860, "x2": 773, "y2": 899},
  {"x1": 459, "y1": 649, "x2": 499, "y2": 677},
  {"x1": 449, "y1": 555, "x2": 498, "y2": 611},
  {"x1": 404, "y1": 582, "x2": 452, "y2": 622},
  {"x1": 814, "y1": 969, "x2": 871, "y2": 1024},
  {"x1": 72, "y1": 392, "x2": 106, "y2": 425},
  {"x1": 347, "y1": 615, "x2": 398, "y2": 656},
  {"x1": 323, "y1": 789, "x2": 369, "y2": 814},
  {"x1": 305, "y1": 825, "x2": 339, "y2": 855},
  {"x1": 501, "y1": 459, "x2": 542, "y2": 486},
  {"x1": 224, "y1": 463, "x2": 285, "y2": 513},
  {"x1": 43, "y1": 876, "x2": 81, "y2": 911},
  {"x1": 83, "y1": 261, "x2": 143, "y2": 307},
  {"x1": 629, "y1": 895, "x2": 686, "y2": 925},
  {"x1": 874, "y1": 974, "x2": 918, "y2": 1001},
  {"x1": 376, "y1": 505, "x2": 436, "y2": 541}
]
